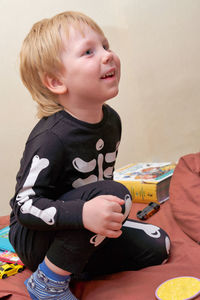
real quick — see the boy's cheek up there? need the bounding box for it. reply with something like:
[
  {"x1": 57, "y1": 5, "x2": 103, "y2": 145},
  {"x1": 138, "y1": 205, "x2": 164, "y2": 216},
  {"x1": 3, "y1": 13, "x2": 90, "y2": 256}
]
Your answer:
[
  {"x1": 116, "y1": 57, "x2": 121, "y2": 73},
  {"x1": 117, "y1": 62, "x2": 121, "y2": 82}
]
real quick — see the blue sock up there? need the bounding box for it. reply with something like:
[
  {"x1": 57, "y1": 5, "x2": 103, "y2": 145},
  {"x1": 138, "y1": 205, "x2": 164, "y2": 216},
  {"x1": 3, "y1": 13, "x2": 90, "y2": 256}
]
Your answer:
[{"x1": 24, "y1": 260, "x2": 78, "y2": 300}]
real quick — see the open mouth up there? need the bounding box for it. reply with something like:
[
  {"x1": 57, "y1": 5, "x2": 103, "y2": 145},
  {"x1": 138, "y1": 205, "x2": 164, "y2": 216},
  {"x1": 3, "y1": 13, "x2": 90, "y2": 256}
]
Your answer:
[{"x1": 101, "y1": 70, "x2": 115, "y2": 79}]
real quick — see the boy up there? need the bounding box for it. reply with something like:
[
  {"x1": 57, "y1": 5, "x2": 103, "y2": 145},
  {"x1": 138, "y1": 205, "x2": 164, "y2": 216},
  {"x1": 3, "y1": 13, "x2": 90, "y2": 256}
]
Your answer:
[{"x1": 9, "y1": 11, "x2": 170, "y2": 300}]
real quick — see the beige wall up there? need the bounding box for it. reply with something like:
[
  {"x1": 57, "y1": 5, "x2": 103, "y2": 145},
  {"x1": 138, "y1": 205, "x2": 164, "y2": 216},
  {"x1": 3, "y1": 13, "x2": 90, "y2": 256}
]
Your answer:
[{"x1": 1, "y1": 0, "x2": 200, "y2": 215}]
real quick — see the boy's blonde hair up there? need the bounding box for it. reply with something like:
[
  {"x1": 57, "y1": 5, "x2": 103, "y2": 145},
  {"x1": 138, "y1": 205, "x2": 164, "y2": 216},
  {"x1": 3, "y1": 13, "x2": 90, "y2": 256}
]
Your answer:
[{"x1": 20, "y1": 11, "x2": 104, "y2": 118}]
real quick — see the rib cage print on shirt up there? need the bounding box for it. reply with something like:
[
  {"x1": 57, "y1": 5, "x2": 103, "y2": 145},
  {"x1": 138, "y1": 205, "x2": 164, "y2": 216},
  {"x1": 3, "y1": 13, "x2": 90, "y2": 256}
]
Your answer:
[{"x1": 72, "y1": 139, "x2": 120, "y2": 188}]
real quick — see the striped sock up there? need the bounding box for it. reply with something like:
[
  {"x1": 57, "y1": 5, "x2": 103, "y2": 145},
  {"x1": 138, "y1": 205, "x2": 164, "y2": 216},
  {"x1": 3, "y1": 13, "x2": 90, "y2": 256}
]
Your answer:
[{"x1": 24, "y1": 260, "x2": 78, "y2": 300}]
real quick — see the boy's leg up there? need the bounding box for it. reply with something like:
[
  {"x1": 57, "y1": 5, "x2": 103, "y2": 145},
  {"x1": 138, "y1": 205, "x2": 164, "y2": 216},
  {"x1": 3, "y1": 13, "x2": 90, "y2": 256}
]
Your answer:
[
  {"x1": 10, "y1": 223, "x2": 79, "y2": 299},
  {"x1": 46, "y1": 180, "x2": 132, "y2": 274},
  {"x1": 25, "y1": 180, "x2": 132, "y2": 299},
  {"x1": 80, "y1": 219, "x2": 170, "y2": 278},
  {"x1": 25, "y1": 259, "x2": 77, "y2": 300}
]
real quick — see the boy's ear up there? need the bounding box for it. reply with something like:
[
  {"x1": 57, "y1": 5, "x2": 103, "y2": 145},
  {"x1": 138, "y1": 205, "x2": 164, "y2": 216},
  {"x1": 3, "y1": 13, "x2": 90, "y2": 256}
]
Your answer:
[{"x1": 43, "y1": 73, "x2": 67, "y2": 95}]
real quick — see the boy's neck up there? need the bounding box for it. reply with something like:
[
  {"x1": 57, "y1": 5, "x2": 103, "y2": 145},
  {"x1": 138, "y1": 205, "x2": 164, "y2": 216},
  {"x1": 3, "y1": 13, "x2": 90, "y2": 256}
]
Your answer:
[
  {"x1": 58, "y1": 93, "x2": 106, "y2": 124},
  {"x1": 63, "y1": 104, "x2": 104, "y2": 124}
]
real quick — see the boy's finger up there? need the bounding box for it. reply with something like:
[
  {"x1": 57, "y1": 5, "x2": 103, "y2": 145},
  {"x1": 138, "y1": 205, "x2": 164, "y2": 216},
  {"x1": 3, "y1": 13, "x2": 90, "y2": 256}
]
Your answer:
[
  {"x1": 107, "y1": 221, "x2": 123, "y2": 231},
  {"x1": 105, "y1": 229, "x2": 122, "y2": 239},
  {"x1": 102, "y1": 195, "x2": 125, "y2": 205},
  {"x1": 111, "y1": 212, "x2": 124, "y2": 223}
]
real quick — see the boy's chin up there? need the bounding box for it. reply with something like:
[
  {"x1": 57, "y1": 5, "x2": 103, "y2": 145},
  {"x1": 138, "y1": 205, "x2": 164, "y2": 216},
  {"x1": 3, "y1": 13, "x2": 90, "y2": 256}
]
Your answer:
[
  {"x1": 107, "y1": 88, "x2": 119, "y2": 100},
  {"x1": 104, "y1": 86, "x2": 119, "y2": 100}
]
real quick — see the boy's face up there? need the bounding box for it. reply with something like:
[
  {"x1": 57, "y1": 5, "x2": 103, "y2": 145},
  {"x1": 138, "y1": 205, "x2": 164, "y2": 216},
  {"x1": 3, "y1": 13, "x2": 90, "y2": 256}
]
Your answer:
[{"x1": 60, "y1": 24, "x2": 121, "y2": 106}]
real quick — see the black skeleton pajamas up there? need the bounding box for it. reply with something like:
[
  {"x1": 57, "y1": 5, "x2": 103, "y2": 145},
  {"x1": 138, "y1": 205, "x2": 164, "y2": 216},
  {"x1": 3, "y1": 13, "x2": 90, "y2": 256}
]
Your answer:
[{"x1": 9, "y1": 104, "x2": 170, "y2": 277}]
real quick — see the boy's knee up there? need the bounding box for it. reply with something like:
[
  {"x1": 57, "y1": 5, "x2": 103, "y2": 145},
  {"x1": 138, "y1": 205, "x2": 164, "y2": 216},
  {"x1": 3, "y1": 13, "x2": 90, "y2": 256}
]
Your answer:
[
  {"x1": 161, "y1": 234, "x2": 171, "y2": 264},
  {"x1": 151, "y1": 231, "x2": 171, "y2": 265},
  {"x1": 95, "y1": 180, "x2": 131, "y2": 199}
]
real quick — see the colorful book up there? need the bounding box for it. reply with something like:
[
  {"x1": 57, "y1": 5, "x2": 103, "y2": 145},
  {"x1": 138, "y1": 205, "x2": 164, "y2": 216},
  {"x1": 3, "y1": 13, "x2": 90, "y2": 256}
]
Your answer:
[
  {"x1": 0, "y1": 260, "x2": 6, "y2": 266},
  {"x1": 0, "y1": 250, "x2": 24, "y2": 265},
  {"x1": 114, "y1": 162, "x2": 176, "y2": 204},
  {"x1": 0, "y1": 226, "x2": 15, "y2": 252}
]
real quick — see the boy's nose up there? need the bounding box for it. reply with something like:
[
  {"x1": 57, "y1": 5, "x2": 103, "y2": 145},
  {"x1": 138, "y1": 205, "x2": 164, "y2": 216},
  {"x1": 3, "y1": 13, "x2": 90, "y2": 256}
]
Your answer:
[{"x1": 102, "y1": 50, "x2": 113, "y2": 64}]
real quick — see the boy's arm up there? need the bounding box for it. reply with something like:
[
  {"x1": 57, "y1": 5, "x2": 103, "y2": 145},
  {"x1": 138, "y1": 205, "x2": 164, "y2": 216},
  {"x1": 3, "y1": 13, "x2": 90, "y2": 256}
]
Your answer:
[
  {"x1": 10, "y1": 105, "x2": 123, "y2": 232},
  {"x1": 10, "y1": 131, "x2": 85, "y2": 231}
]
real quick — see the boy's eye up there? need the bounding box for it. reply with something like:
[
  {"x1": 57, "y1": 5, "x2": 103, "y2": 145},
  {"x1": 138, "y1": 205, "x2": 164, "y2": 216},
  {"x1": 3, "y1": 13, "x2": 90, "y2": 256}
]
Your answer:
[
  {"x1": 103, "y1": 41, "x2": 110, "y2": 51},
  {"x1": 84, "y1": 49, "x2": 93, "y2": 55}
]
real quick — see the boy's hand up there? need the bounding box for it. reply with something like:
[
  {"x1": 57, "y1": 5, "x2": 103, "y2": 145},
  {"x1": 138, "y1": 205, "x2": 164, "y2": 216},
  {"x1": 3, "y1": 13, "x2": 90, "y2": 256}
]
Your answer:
[{"x1": 82, "y1": 195, "x2": 125, "y2": 238}]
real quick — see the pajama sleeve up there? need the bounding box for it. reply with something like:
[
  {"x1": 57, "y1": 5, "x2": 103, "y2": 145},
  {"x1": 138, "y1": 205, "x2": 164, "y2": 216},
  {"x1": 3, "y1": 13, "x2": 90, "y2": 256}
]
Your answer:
[{"x1": 10, "y1": 131, "x2": 85, "y2": 231}]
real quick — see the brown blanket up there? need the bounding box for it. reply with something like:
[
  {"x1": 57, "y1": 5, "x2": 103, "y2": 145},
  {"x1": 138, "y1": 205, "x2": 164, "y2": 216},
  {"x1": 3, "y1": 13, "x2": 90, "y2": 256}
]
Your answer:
[
  {"x1": 170, "y1": 152, "x2": 200, "y2": 243},
  {"x1": 0, "y1": 153, "x2": 200, "y2": 299}
]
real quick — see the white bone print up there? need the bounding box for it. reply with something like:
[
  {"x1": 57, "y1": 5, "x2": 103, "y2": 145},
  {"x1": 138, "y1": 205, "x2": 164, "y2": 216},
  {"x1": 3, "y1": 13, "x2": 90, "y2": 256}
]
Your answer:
[
  {"x1": 16, "y1": 155, "x2": 57, "y2": 225},
  {"x1": 123, "y1": 220, "x2": 161, "y2": 238}
]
